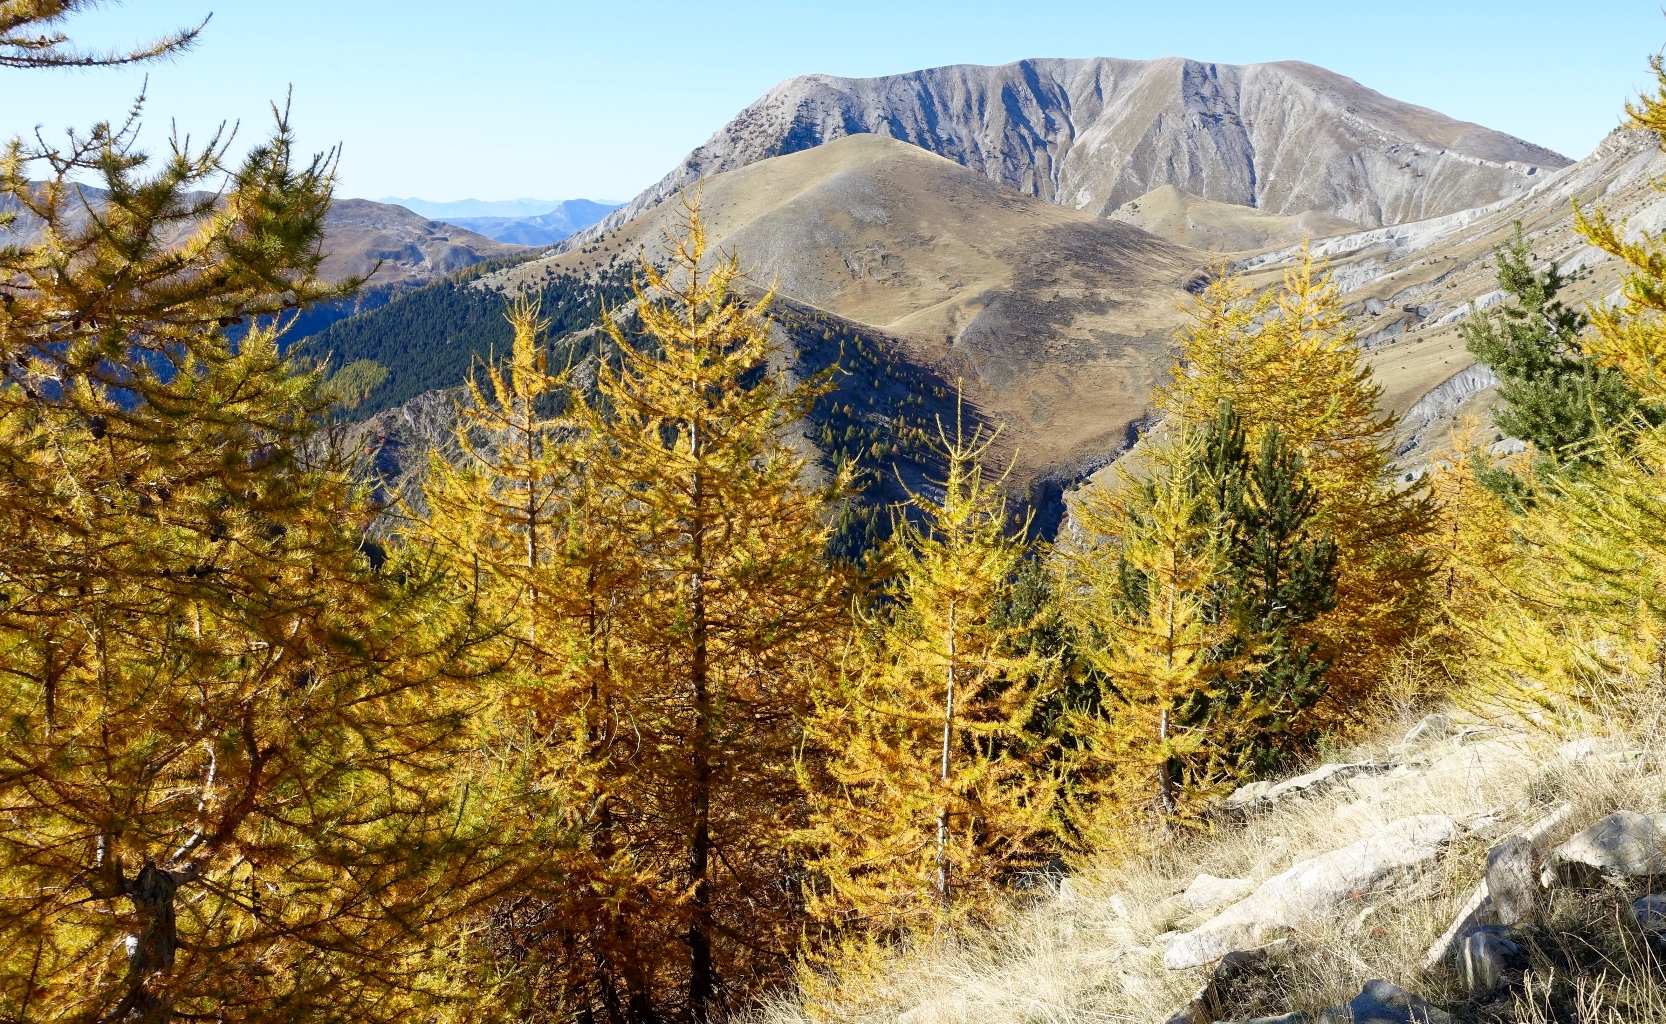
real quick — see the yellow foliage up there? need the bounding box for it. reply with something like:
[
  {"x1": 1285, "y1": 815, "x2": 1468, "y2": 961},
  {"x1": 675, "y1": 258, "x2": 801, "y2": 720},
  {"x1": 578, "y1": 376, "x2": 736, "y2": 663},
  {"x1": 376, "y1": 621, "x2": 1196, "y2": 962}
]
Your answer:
[
  {"x1": 1418, "y1": 421, "x2": 1523, "y2": 672},
  {"x1": 1155, "y1": 251, "x2": 1435, "y2": 720},
  {"x1": 1060, "y1": 424, "x2": 1262, "y2": 849},
  {"x1": 1573, "y1": 58, "x2": 1666, "y2": 407},
  {"x1": 440, "y1": 199, "x2": 853, "y2": 1021},
  {"x1": 800, "y1": 413, "x2": 1053, "y2": 938},
  {"x1": 1453, "y1": 59, "x2": 1666, "y2": 729}
]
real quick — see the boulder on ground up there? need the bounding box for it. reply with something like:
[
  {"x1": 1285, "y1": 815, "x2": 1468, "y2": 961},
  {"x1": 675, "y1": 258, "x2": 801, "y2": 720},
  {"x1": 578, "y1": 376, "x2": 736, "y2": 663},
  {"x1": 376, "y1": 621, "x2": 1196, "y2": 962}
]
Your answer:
[
  {"x1": 1540, "y1": 811, "x2": 1666, "y2": 887},
  {"x1": 1219, "y1": 981, "x2": 1450, "y2": 1024},
  {"x1": 1420, "y1": 804, "x2": 1576, "y2": 971},
  {"x1": 1460, "y1": 927, "x2": 1521, "y2": 998},
  {"x1": 1318, "y1": 980, "x2": 1451, "y2": 1024},
  {"x1": 1635, "y1": 893, "x2": 1666, "y2": 933},
  {"x1": 1164, "y1": 815, "x2": 1457, "y2": 970}
]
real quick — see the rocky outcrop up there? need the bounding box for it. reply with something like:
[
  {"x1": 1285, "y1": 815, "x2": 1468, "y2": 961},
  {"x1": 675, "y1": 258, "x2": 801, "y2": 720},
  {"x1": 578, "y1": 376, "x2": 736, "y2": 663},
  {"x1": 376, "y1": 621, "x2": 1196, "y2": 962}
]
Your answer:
[
  {"x1": 564, "y1": 57, "x2": 1567, "y2": 252},
  {"x1": 1164, "y1": 815, "x2": 1459, "y2": 970},
  {"x1": 1180, "y1": 874, "x2": 1258, "y2": 914},
  {"x1": 1540, "y1": 810, "x2": 1666, "y2": 885}
]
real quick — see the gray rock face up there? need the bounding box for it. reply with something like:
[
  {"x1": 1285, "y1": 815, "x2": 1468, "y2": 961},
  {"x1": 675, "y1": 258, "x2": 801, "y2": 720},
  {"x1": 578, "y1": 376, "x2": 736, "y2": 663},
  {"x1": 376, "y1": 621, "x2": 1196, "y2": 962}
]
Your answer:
[
  {"x1": 1541, "y1": 811, "x2": 1666, "y2": 886},
  {"x1": 1321, "y1": 980, "x2": 1451, "y2": 1024},
  {"x1": 570, "y1": 57, "x2": 1568, "y2": 253},
  {"x1": 1164, "y1": 815, "x2": 1458, "y2": 970},
  {"x1": 1486, "y1": 837, "x2": 1540, "y2": 928},
  {"x1": 1460, "y1": 928, "x2": 1521, "y2": 998}
]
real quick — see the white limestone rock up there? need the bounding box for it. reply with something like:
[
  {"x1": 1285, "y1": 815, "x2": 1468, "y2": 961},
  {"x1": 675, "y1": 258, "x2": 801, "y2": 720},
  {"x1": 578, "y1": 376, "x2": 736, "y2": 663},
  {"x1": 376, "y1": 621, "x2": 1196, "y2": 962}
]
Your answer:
[
  {"x1": 1542, "y1": 811, "x2": 1666, "y2": 886},
  {"x1": 1179, "y1": 874, "x2": 1258, "y2": 914},
  {"x1": 1164, "y1": 815, "x2": 1458, "y2": 970}
]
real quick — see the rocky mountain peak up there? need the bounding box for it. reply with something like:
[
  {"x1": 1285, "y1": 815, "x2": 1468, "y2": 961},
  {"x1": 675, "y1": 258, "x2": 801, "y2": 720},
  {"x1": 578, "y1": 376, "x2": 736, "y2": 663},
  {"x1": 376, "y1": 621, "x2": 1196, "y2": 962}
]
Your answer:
[{"x1": 563, "y1": 57, "x2": 1570, "y2": 253}]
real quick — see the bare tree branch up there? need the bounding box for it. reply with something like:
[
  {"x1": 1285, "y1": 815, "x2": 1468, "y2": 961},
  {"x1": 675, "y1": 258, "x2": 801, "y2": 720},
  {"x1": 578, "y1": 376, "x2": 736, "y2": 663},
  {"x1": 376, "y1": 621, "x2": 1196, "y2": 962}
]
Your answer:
[{"x1": 0, "y1": 1, "x2": 206, "y2": 69}]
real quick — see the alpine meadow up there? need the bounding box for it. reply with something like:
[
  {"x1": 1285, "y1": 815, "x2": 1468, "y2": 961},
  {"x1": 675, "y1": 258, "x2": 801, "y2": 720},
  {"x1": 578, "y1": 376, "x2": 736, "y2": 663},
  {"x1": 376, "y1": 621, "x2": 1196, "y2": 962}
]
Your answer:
[{"x1": 11, "y1": 4, "x2": 1666, "y2": 1024}]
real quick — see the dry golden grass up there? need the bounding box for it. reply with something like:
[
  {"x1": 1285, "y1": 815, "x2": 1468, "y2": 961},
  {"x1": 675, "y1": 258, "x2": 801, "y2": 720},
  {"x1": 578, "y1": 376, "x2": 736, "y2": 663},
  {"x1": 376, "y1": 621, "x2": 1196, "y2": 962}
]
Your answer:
[{"x1": 749, "y1": 706, "x2": 1666, "y2": 1024}]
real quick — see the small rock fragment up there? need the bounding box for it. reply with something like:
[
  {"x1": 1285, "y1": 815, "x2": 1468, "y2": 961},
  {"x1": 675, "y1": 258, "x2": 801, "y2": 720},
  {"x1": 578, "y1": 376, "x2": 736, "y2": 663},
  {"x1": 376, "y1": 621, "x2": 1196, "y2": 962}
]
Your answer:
[
  {"x1": 1541, "y1": 811, "x2": 1666, "y2": 887},
  {"x1": 1487, "y1": 837, "x2": 1540, "y2": 927},
  {"x1": 1180, "y1": 873, "x2": 1257, "y2": 913},
  {"x1": 1460, "y1": 927, "x2": 1520, "y2": 997}
]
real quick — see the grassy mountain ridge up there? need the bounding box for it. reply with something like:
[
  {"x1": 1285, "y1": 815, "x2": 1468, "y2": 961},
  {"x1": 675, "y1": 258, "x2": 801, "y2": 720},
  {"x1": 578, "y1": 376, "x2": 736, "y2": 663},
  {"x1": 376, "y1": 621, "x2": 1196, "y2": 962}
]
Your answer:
[{"x1": 489, "y1": 134, "x2": 1205, "y2": 492}]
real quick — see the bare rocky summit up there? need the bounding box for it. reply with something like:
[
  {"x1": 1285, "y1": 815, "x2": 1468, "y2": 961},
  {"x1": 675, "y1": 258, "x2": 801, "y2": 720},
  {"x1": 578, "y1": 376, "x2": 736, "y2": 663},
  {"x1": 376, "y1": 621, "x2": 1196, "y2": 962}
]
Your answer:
[{"x1": 568, "y1": 57, "x2": 1569, "y2": 251}]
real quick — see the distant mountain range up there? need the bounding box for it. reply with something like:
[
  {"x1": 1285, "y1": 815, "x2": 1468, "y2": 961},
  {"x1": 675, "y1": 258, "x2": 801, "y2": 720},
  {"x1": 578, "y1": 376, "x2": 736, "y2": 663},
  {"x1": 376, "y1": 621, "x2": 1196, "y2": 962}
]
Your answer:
[
  {"x1": 440, "y1": 201, "x2": 623, "y2": 245},
  {"x1": 321, "y1": 199, "x2": 527, "y2": 286},
  {"x1": 379, "y1": 197, "x2": 572, "y2": 219},
  {"x1": 313, "y1": 54, "x2": 1641, "y2": 533},
  {"x1": 565, "y1": 57, "x2": 1567, "y2": 252},
  {"x1": 377, "y1": 197, "x2": 623, "y2": 245}
]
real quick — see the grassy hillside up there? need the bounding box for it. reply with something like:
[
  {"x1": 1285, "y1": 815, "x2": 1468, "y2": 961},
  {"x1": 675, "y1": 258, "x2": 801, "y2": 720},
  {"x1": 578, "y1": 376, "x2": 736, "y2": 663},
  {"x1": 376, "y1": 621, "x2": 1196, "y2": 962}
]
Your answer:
[{"x1": 486, "y1": 134, "x2": 1204, "y2": 491}]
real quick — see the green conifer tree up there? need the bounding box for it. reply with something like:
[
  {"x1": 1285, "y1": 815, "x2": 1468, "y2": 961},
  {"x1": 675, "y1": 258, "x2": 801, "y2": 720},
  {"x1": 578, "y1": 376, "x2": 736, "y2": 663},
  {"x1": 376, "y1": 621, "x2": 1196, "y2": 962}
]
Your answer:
[
  {"x1": 1202, "y1": 405, "x2": 1339, "y2": 774},
  {"x1": 1461, "y1": 225, "x2": 1649, "y2": 496},
  {"x1": 1062, "y1": 404, "x2": 1336, "y2": 842}
]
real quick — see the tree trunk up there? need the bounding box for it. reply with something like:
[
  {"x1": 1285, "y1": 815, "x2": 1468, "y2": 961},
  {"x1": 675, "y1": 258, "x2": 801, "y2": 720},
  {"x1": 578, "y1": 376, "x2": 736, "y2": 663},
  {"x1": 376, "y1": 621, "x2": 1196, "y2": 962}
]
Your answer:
[
  {"x1": 1157, "y1": 708, "x2": 1177, "y2": 815},
  {"x1": 686, "y1": 425, "x2": 714, "y2": 1024},
  {"x1": 108, "y1": 859, "x2": 186, "y2": 1024},
  {"x1": 935, "y1": 605, "x2": 957, "y2": 907}
]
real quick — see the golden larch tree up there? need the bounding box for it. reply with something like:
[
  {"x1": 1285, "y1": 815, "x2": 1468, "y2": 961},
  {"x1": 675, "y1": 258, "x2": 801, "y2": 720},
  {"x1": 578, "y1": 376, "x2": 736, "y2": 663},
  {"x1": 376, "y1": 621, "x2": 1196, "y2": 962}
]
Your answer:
[
  {"x1": 0, "y1": 14, "x2": 546, "y2": 1016},
  {"x1": 1154, "y1": 254, "x2": 1435, "y2": 720},
  {"x1": 576, "y1": 201, "x2": 851, "y2": 1022},
  {"x1": 799, "y1": 414, "x2": 1054, "y2": 937},
  {"x1": 1059, "y1": 425, "x2": 1243, "y2": 846},
  {"x1": 410, "y1": 298, "x2": 655, "y2": 1020}
]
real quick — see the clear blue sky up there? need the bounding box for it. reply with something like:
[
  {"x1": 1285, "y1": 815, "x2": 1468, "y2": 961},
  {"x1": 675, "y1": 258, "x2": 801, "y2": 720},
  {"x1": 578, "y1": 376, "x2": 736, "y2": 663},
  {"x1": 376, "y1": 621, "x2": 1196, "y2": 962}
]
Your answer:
[{"x1": 5, "y1": 1, "x2": 1663, "y2": 204}]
